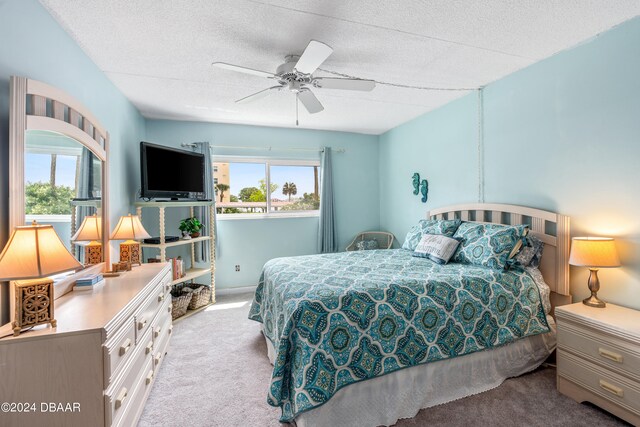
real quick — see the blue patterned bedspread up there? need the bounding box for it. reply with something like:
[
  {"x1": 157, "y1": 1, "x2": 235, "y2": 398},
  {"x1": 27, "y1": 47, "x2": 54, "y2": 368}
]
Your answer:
[{"x1": 248, "y1": 249, "x2": 549, "y2": 422}]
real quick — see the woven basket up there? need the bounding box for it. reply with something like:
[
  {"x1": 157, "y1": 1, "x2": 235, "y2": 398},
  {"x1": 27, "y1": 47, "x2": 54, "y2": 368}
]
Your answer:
[
  {"x1": 171, "y1": 292, "x2": 191, "y2": 320},
  {"x1": 175, "y1": 283, "x2": 212, "y2": 310}
]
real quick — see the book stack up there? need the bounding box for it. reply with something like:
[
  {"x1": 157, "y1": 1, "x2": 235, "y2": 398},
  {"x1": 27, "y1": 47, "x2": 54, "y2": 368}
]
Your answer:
[
  {"x1": 169, "y1": 257, "x2": 186, "y2": 281},
  {"x1": 74, "y1": 273, "x2": 104, "y2": 291}
]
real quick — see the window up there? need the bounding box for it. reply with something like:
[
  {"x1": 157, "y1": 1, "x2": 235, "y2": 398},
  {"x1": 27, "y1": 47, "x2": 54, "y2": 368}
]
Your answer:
[{"x1": 213, "y1": 157, "x2": 320, "y2": 217}]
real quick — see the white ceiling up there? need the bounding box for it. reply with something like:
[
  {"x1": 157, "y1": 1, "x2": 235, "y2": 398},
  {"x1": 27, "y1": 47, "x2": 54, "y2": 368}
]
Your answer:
[{"x1": 40, "y1": 1, "x2": 640, "y2": 135}]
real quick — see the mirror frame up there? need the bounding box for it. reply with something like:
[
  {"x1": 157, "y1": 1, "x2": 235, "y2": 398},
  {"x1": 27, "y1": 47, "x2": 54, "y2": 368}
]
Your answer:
[{"x1": 8, "y1": 76, "x2": 110, "y2": 305}]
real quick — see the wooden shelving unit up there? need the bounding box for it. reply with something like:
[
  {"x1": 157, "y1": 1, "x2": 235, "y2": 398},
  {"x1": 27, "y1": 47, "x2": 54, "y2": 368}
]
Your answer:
[{"x1": 135, "y1": 201, "x2": 216, "y2": 311}]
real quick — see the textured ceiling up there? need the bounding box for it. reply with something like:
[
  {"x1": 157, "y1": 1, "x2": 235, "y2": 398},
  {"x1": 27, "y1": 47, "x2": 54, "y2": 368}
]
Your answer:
[{"x1": 40, "y1": 0, "x2": 640, "y2": 135}]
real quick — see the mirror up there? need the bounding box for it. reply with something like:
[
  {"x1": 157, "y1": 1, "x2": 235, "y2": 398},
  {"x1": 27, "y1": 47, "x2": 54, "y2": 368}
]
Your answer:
[
  {"x1": 8, "y1": 76, "x2": 110, "y2": 308},
  {"x1": 24, "y1": 130, "x2": 103, "y2": 263}
]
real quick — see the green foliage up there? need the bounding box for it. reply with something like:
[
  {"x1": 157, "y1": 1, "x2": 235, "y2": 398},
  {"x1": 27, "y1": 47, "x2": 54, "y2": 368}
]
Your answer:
[
  {"x1": 25, "y1": 182, "x2": 75, "y2": 215},
  {"x1": 281, "y1": 192, "x2": 320, "y2": 211},
  {"x1": 259, "y1": 178, "x2": 278, "y2": 195},
  {"x1": 282, "y1": 182, "x2": 298, "y2": 201},
  {"x1": 249, "y1": 190, "x2": 266, "y2": 202},
  {"x1": 238, "y1": 186, "x2": 260, "y2": 202},
  {"x1": 179, "y1": 217, "x2": 203, "y2": 234}
]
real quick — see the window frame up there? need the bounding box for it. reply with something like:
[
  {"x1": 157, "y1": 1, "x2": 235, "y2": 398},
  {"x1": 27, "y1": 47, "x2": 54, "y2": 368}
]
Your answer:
[{"x1": 213, "y1": 156, "x2": 321, "y2": 220}]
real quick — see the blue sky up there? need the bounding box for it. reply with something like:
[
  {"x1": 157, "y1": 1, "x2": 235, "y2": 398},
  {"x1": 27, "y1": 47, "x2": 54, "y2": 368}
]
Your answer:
[
  {"x1": 25, "y1": 153, "x2": 77, "y2": 187},
  {"x1": 227, "y1": 163, "x2": 316, "y2": 200}
]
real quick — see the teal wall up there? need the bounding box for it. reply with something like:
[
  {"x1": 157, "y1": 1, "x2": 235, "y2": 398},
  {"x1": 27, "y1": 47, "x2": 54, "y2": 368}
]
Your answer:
[
  {"x1": 380, "y1": 17, "x2": 640, "y2": 309},
  {"x1": 0, "y1": 0, "x2": 146, "y2": 322},
  {"x1": 379, "y1": 93, "x2": 479, "y2": 247},
  {"x1": 145, "y1": 120, "x2": 379, "y2": 288}
]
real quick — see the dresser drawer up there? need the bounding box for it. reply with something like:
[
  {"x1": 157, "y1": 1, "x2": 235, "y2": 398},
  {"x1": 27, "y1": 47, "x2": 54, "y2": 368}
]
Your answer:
[
  {"x1": 104, "y1": 318, "x2": 137, "y2": 383},
  {"x1": 558, "y1": 323, "x2": 640, "y2": 381},
  {"x1": 106, "y1": 327, "x2": 153, "y2": 427},
  {"x1": 153, "y1": 316, "x2": 173, "y2": 370},
  {"x1": 151, "y1": 296, "x2": 172, "y2": 341},
  {"x1": 115, "y1": 356, "x2": 154, "y2": 427},
  {"x1": 558, "y1": 349, "x2": 640, "y2": 415},
  {"x1": 134, "y1": 285, "x2": 168, "y2": 343}
]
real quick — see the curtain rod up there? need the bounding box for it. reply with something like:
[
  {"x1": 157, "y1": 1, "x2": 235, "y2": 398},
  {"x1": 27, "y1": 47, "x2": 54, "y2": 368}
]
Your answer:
[{"x1": 181, "y1": 142, "x2": 345, "y2": 153}]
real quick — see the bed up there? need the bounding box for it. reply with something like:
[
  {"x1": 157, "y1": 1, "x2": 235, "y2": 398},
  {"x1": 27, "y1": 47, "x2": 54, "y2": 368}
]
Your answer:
[{"x1": 249, "y1": 203, "x2": 571, "y2": 426}]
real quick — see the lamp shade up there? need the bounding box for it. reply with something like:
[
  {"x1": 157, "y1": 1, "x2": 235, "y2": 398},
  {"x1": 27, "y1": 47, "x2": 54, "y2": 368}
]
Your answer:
[
  {"x1": 110, "y1": 214, "x2": 151, "y2": 241},
  {"x1": 0, "y1": 222, "x2": 82, "y2": 281},
  {"x1": 569, "y1": 237, "x2": 621, "y2": 268},
  {"x1": 71, "y1": 214, "x2": 102, "y2": 242}
]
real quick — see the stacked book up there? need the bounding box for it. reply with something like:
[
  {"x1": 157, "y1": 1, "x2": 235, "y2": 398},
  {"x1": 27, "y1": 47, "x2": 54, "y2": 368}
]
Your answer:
[
  {"x1": 170, "y1": 257, "x2": 186, "y2": 281},
  {"x1": 75, "y1": 273, "x2": 104, "y2": 290}
]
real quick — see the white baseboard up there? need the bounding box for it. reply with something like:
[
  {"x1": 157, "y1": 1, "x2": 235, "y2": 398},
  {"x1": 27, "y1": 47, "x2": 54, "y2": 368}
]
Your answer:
[{"x1": 216, "y1": 285, "x2": 257, "y2": 296}]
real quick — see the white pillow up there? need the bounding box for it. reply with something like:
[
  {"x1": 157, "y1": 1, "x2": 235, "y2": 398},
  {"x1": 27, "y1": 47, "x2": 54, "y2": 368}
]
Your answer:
[{"x1": 412, "y1": 234, "x2": 460, "y2": 265}]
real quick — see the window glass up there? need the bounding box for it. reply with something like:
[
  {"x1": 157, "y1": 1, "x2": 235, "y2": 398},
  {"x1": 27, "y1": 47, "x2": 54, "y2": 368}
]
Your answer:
[
  {"x1": 214, "y1": 162, "x2": 267, "y2": 214},
  {"x1": 269, "y1": 165, "x2": 319, "y2": 212},
  {"x1": 213, "y1": 159, "x2": 320, "y2": 216}
]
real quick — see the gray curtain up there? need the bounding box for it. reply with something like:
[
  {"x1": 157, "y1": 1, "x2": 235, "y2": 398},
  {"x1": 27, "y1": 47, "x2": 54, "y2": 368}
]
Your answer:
[
  {"x1": 317, "y1": 147, "x2": 337, "y2": 253},
  {"x1": 193, "y1": 142, "x2": 218, "y2": 261},
  {"x1": 75, "y1": 148, "x2": 95, "y2": 261}
]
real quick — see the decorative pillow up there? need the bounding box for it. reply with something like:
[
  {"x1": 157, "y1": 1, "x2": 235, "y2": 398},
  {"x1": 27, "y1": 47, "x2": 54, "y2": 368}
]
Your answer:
[
  {"x1": 356, "y1": 239, "x2": 379, "y2": 251},
  {"x1": 515, "y1": 235, "x2": 545, "y2": 267},
  {"x1": 402, "y1": 219, "x2": 462, "y2": 251},
  {"x1": 412, "y1": 234, "x2": 461, "y2": 265},
  {"x1": 452, "y1": 222, "x2": 529, "y2": 270}
]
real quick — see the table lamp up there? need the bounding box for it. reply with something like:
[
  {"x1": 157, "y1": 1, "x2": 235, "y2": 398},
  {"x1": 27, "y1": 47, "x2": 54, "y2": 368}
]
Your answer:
[
  {"x1": 0, "y1": 221, "x2": 82, "y2": 336},
  {"x1": 71, "y1": 214, "x2": 103, "y2": 265},
  {"x1": 110, "y1": 214, "x2": 151, "y2": 266},
  {"x1": 569, "y1": 237, "x2": 621, "y2": 308}
]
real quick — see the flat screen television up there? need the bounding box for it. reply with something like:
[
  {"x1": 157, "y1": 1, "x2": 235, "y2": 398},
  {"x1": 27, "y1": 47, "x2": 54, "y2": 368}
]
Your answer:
[{"x1": 140, "y1": 141, "x2": 205, "y2": 199}]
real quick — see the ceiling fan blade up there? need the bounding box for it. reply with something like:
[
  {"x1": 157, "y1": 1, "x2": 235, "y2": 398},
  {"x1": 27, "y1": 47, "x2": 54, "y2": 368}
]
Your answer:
[
  {"x1": 235, "y1": 86, "x2": 281, "y2": 104},
  {"x1": 297, "y1": 89, "x2": 324, "y2": 114},
  {"x1": 294, "y1": 40, "x2": 333, "y2": 75},
  {"x1": 212, "y1": 62, "x2": 276, "y2": 78},
  {"x1": 314, "y1": 77, "x2": 376, "y2": 91}
]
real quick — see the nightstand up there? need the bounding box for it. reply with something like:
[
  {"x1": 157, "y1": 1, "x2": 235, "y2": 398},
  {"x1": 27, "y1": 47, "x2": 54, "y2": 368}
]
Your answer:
[{"x1": 556, "y1": 303, "x2": 640, "y2": 425}]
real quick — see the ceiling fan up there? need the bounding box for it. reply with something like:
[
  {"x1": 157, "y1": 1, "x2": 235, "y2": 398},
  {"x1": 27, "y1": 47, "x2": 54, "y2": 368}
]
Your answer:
[{"x1": 212, "y1": 40, "x2": 375, "y2": 115}]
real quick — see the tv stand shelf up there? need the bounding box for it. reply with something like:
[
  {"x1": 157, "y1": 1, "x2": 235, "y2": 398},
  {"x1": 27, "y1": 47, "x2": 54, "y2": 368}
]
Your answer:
[
  {"x1": 135, "y1": 200, "x2": 216, "y2": 306},
  {"x1": 140, "y1": 235, "x2": 212, "y2": 249}
]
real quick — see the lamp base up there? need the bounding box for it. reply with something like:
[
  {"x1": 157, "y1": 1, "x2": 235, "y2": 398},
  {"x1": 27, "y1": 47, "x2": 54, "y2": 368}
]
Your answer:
[
  {"x1": 84, "y1": 241, "x2": 103, "y2": 265},
  {"x1": 583, "y1": 295, "x2": 606, "y2": 308},
  {"x1": 13, "y1": 277, "x2": 56, "y2": 337},
  {"x1": 120, "y1": 240, "x2": 142, "y2": 266},
  {"x1": 583, "y1": 268, "x2": 606, "y2": 308}
]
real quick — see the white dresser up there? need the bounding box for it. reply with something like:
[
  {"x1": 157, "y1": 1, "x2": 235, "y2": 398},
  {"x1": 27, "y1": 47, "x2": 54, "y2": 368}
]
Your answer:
[
  {"x1": 556, "y1": 302, "x2": 640, "y2": 425},
  {"x1": 0, "y1": 263, "x2": 173, "y2": 427}
]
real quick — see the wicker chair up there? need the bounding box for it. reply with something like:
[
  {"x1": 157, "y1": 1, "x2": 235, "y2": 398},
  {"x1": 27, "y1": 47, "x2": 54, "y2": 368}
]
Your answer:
[{"x1": 346, "y1": 231, "x2": 395, "y2": 251}]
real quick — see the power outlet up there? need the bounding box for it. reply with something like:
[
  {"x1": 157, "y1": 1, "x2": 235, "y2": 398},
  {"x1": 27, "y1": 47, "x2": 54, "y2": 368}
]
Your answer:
[{"x1": 235, "y1": 265, "x2": 240, "y2": 272}]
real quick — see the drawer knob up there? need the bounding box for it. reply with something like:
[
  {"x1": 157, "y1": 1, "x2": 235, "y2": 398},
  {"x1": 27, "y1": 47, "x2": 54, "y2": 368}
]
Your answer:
[
  {"x1": 145, "y1": 341, "x2": 153, "y2": 354},
  {"x1": 599, "y1": 379, "x2": 624, "y2": 398},
  {"x1": 115, "y1": 387, "x2": 128, "y2": 409},
  {"x1": 598, "y1": 348, "x2": 623, "y2": 363},
  {"x1": 146, "y1": 370, "x2": 154, "y2": 385},
  {"x1": 138, "y1": 318, "x2": 147, "y2": 330},
  {"x1": 119, "y1": 338, "x2": 132, "y2": 356},
  {"x1": 168, "y1": 325, "x2": 173, "y2": 334},
  {"x1": 154, "y1": 354, "x2": 162, "y2": 366},
  {"x1": 167, "y1": 306, "x2": 172, "y2": 313},
  {"x1": 158, "y1": 293, "x2": 165, "y2": 302},
  {"x1": 154, "y1": 326, "x2": 161, "y2": 338}
]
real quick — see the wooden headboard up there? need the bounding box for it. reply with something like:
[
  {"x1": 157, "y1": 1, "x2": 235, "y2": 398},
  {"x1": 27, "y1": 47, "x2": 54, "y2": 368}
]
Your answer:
[{"x1": 427, "y1": 203, "x2": 571, "y2": 308}]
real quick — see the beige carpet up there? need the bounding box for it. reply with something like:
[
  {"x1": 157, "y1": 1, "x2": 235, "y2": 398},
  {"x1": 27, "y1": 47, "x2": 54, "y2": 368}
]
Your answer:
[{"x1": 139, "y1": 292, "x2": 629, "y2": 427}]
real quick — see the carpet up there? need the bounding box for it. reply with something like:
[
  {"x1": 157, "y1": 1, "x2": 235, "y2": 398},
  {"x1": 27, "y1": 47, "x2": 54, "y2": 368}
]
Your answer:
[{"x1": 139, "y1": 292, "x2": 630, "y2": 427}]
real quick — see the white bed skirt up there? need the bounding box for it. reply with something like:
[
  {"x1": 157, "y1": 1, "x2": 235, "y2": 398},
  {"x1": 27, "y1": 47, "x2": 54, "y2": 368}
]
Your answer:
[{"x1": 262, "y1": 316, "x2": 556, "y2": 427}]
